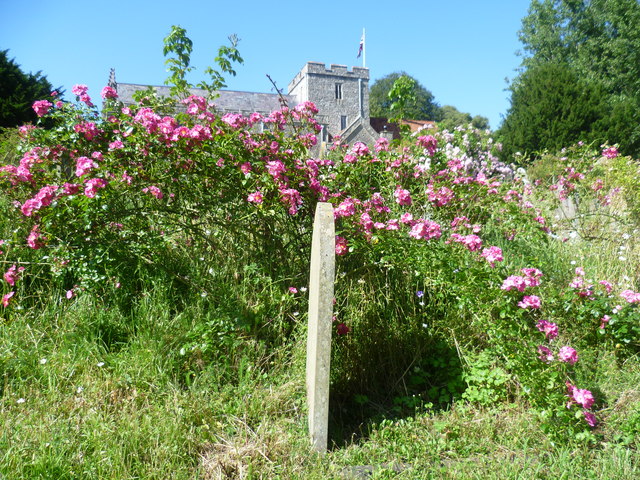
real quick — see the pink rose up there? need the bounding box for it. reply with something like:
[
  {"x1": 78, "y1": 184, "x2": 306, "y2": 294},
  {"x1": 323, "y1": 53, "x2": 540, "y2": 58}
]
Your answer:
[
  {"x1": 32, "y1": 100, "x2": 52, "y2": 117},
  {"x1": 558, "y1": 346, "x2": 578, "y2": 365}
]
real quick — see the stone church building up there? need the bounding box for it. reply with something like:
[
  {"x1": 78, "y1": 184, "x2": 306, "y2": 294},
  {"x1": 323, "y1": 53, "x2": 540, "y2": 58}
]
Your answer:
[{"x1": 109, "y1": 61, "x2": 384, "y2": 146}]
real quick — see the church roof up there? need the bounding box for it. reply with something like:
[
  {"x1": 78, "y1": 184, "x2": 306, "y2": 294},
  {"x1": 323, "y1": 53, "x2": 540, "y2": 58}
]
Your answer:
[{"x1": 113, "y1": 82, "x2": 296, "y2": 114}]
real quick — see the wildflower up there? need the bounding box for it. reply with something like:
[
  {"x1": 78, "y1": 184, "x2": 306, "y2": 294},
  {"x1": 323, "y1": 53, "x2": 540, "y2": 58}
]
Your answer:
[
  {"x1": 72, "y1": 84, "x2": 93, "y2": 106},
  {"x1": 334, "y1": 198, "x2": 356, "y2": 218},
  {"x1": 266, "y1": 160, "x2": 286, "y2": 178},
  {"x1": 518, "y1": 295, "x2": 541, "y2": 309},
  {"x1": 400, "y1": 212, "x2": 414, "y2": 225},
  {"x1": 416, "y1": 135, "x2": 437, "y2": 155},
  {"x1": 374, "y1": 137, "x2": 389, "y2": 152},
  {"x1": 239, "y1": 162, "x2": 252, "y2": 174},
  {"x1": 288, "y1": 287, "x2": 298, "y2": 294},
  {"x1": 280, "y1": 188, "x2": 303, "y2": 215},
  {"x1": 558, "y1": 346, "x2": 578, "y2": 365},
  {"x1": 416, "y1": 291, "x2": 424, "y2": 298},
  {"x1": 599, "y1": 315, "x2": 610, "y2": 329}
]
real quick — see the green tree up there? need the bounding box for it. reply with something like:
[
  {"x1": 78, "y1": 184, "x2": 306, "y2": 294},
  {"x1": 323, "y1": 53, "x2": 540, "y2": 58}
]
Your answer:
[
  {"x1": 498, "y1": 62, "x2": 606, "y2": 162},
  {"x1": 516, "y1": 0, "x2": 640, "y2": 157},
  {"x1": 369, "y1": 72, "x2": 441, "y2": 121},
  {"x1": 0, "y1": 50, "x2": 58, "y2": 128},
  {"x1": 438, "y1": 105, "x2": 490, "y2": 131}
]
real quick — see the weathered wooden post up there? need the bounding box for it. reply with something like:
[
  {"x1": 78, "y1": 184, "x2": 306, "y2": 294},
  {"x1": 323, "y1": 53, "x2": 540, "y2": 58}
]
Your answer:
[{"x1": 306, "y1": 202, "x2": 335, "y2": 453}]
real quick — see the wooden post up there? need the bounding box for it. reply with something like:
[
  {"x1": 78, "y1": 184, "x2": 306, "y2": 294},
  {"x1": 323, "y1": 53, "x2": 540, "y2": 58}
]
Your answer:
[{"x1": 306, "y1": 202, "x2": 335, "y2": 453}]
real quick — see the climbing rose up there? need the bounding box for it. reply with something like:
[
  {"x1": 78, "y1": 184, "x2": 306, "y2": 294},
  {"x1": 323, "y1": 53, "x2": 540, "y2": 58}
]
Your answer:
[
  {"x1": 572, "y1": 388, "x2": 595, "y2": 409},
  {"x1": 143, "y1": 185, "x2": 163, "y2": 199},
  {"x1": 558, "y1": 346, "x2": 578, "y2": 365},
  {"x1": 84, "y1": 178, "x2": 107, "y2": 198},
  {"x1": 537, "y1": 345, "x2": 554, "y2": 362},
  {"x1": 27, "y1": 224, "x2": 44, "y2": 249},
  {"x1": 336, "y1": 322, "x2": 350, "y2": 335},
  {"x1": 409, "y1": 220, "x2": 441, "y2": 240},
  {"x1": 394, "y1": 186, "x2": 412, "y2": 206},
  {"x1": 536, "y1": 320, "x2": 558, "y2": 341},
  {"x1": 100, "y1": 86, "x2": 118, "y2": 99},
  {"x1": 602, "y1": 146, "x2": 618, "y2": 159},
  {"x1": 247, "y1": 191, "x2": 263, "y2": 204},
  {"x1": 3, "y1": 265, "x2": 25, "y2": 286},
  {"x1": 583, "y1": 411, "x2": 597, "y2": 427},
  {"x1": 32, "y1": 100, "x2": 52, "y2": 117},
  {"x1": 2, "y1": 291, "x2": 14, "y2": 307},
  {"x1": 335, "y1": 236, "x2": 348, "y2": 256},
  {"x1": 518, "y1": 295, "x2": 541, "y2": 309},
  {"x1": 75, "y1": 156, "x2": 97, "y2": 177},
  {"x1": 480, "y1": 246, "x2": 503, "y2": 267}
]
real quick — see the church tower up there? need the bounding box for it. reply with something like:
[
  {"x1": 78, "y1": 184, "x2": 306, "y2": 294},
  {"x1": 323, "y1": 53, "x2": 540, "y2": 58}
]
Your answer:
[{"x1": 288, "y1": 62, "x2": 377, "y2": 143}]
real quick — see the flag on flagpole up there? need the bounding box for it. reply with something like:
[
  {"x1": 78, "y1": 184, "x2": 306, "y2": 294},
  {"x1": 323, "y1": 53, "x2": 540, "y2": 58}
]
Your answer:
[{"x1": 357, "y1": 33, "x2": 364, "y2": 58}]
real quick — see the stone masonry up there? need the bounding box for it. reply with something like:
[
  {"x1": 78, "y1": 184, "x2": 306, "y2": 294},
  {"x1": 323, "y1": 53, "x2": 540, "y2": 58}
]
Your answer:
[{"x1": 110, "y1": 61, "x2": 380, "y2": 146}]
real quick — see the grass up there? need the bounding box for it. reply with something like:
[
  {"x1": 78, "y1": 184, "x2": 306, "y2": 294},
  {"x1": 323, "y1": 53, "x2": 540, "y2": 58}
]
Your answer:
[
  {"x1": 1, "y1": 132, "x2": 640, "y2": 478},
  {"x1": 1, "y1": 280, "x2": 639, "y2": 479}
]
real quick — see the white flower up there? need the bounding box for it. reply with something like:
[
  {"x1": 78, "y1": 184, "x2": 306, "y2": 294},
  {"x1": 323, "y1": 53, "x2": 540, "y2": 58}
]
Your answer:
[
  {"x1": 39, "y1": 358, "x2": 47, "y2": 365},
  {"x1": 16, "y1": 398, "x2": 25, "y2": 404},
  {"x1": 97, "y1": 362, "x2": 105, "y2": 367},
  {"x1": 76, "y1": 386, "x2": 83, "y2": 394}
]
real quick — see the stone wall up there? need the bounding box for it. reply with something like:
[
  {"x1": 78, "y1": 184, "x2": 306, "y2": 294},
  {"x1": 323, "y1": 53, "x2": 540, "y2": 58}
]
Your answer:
[{"x1": 288, "y1": 62, "x2": 370, "y2": 139}]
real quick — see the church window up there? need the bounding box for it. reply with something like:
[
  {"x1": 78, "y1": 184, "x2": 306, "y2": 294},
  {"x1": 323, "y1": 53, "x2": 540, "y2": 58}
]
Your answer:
[
  {"x1": 335, "y1": 83, "x2": 342, "y2": 100},
  {"x1": 340, "y1": 115, "x2": 347, "y2": 130}
]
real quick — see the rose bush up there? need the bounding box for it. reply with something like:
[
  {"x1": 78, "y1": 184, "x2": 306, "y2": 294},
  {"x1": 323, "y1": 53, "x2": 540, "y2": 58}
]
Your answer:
[{"x1": 2, "y1": 29, "x2": 637, "y2": 440}]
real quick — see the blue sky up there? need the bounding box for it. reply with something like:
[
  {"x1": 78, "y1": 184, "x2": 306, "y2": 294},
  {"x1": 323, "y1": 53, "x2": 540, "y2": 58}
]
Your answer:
[{"x1": 1, "y1": 0, "x2": 532, "y2": 129}]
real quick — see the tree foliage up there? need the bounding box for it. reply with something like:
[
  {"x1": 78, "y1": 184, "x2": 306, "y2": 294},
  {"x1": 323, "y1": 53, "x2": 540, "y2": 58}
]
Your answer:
[
  {"x1": 0, "y1": 50, "x2": 59, "y2": 128},
  {"x1": 503, "y1": 0, "x2": 640, "y2": 160},
  {"x1": 499, "y1": 62, "x2": 606, "y2": 161},
  {"x1": 439, "y1": 105, "x2": 490, "y2": 131},
  {"x1": 369, "y1": 72, "x2": 441, "y2": 121}
]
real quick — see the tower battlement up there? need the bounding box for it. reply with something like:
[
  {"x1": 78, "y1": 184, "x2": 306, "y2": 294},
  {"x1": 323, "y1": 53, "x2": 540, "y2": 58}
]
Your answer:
[{"x1": 288, "y1": 62, "x2": 369, "y2": 93}]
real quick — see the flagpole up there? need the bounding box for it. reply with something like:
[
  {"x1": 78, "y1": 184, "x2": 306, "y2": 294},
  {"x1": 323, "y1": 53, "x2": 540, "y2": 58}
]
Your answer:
[{"x1": 362, "y1": 28, "x2": 366, "y2": 68}]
